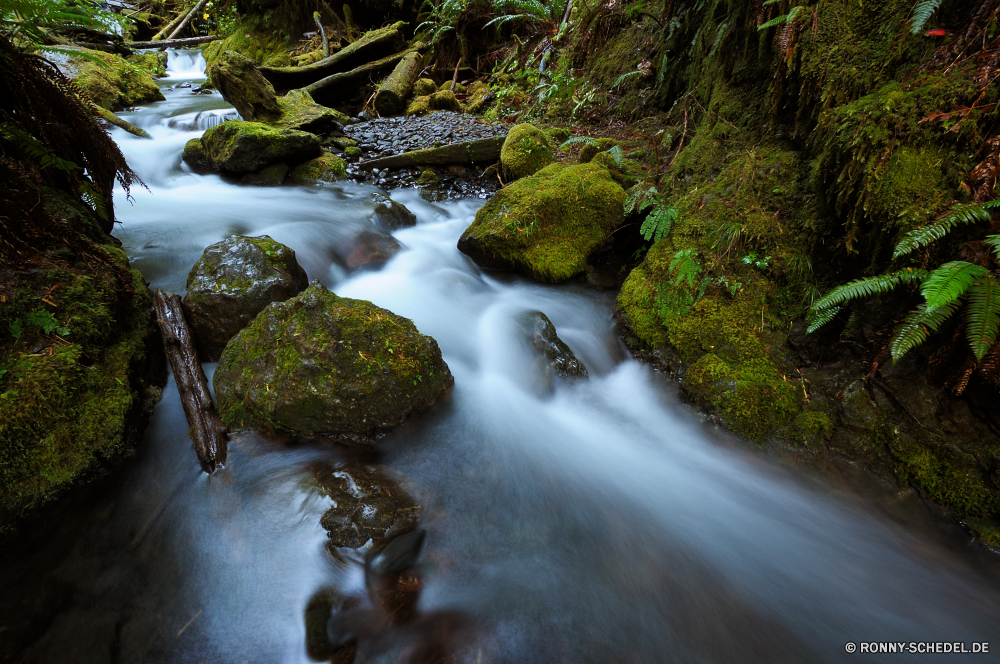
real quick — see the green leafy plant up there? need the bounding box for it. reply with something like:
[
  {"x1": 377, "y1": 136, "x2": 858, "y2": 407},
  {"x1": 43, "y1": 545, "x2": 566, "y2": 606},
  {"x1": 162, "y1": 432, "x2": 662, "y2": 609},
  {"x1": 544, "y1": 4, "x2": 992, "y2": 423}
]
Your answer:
[
  {"x1": 9, "y1": 309, "x2": 70, "y2": 338},
  {"x1": 910, "y1": 0, "x2": 942, "y2": 35},
  {"x1": 1, "y1": 0, "x2": 127, "y2": 55},
  {"x1": 625, "y1": 185, "x2": 679, "y2": 243},
  {"x1": 808, "y1": 201, "x2": 1000, "y2": 366},
  {"x1": 757, "y1": 1, "x2": 804, "y2": 30}
]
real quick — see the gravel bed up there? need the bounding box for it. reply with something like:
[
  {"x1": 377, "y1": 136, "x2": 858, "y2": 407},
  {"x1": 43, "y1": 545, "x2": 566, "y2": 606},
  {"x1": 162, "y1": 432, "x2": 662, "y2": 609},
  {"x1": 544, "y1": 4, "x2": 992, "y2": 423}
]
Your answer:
[{"x1": 342, "y1": 111, "x2": 507, "y2": 159}]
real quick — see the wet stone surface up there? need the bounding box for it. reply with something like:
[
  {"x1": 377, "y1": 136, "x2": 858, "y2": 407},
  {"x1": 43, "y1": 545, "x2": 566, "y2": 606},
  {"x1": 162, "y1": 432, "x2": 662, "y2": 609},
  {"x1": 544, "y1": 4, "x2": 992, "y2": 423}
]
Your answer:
[{"x1": 315, "y1": 464, "x2": 419, "y2": 552}]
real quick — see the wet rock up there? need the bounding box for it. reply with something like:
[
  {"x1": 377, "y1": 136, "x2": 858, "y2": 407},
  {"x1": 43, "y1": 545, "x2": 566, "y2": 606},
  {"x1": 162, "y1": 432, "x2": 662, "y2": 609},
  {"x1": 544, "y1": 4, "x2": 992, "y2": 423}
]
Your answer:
[
  {"x1": 181, "y1": 235, "x2": 308, "y2": 361},
  {"x1": 288, "y1": 152, "x2": 347, "y2": 184},
  {"x1": 305, "y1": 587, "x2": 348, "y2": 660},
  {"x1": 207, "y1": 50, "x2": 281, "y2": 121},
  {"x1": 196, "y1": 120, "x2": 321, "y2": 174},
  {"x1": 273, "y1": 88, "x2": 350, "y2": 135},
  {"x1": 458, "y1": 163, "x2": 626, "y2": 282},
  {"x1": 342, "y1": 230, "x2": 402, "y2": 272},
  {"x1": 214, "y1": 282, "x2": 454, "y2": 438},
  {"x1": 370, "y1": 192, "x2": 417, "y2": 231},
  {"x1": 520, "y1": 311, "x2": 588, "y2": 379},
  {"x1": 501, "y1": 123, "x2": 553, "y2": 180},
  {"x1": 240, "y1": 162, "x2": 288, "y2": 186},
  {"x1": 316, "y1": 464, "x2": 419, "y2": 550},
  {"x1": 181, "y1": 138, "x2": 214, "y2": 174},
  {"x1": 370, "y1": 529, "x2": 426, "y2": 578}
]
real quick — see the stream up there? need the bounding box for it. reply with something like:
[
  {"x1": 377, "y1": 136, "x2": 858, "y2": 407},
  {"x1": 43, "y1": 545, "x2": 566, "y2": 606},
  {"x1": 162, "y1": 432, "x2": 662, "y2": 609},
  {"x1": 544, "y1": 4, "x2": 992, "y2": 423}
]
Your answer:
[{"x1": 3, "y1": 49, "x2": 1000, "y2": 664}]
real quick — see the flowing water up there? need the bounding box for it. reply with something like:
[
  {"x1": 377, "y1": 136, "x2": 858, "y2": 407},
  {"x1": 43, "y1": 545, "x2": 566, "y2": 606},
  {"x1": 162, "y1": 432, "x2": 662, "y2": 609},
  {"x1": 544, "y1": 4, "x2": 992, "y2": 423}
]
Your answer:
[{"x1": 4, "y1": 50, "x2": 1000, "y2": 664}]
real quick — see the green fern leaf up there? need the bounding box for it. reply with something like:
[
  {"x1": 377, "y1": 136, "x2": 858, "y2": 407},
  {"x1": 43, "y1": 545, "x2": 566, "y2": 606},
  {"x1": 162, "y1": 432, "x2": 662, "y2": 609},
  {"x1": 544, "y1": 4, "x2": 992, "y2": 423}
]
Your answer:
[
  {"x1": 606, "y1": 145, "x2": 624, "y2": 167},
  {"x1": 893, "y1": 201, "x2": 1000, "y2": 258},
  {"x1": 986, "y1": 234, "x2": 1000, "y2": 263},
  {"x1": 920, "y1": 261, "x2": 989, "y2": 312},
  {"x1": 669, "y1": 248, "x2": 701, "y2": 287},
  {"x1": 641, "y1": 204, "x2": 678, "y2": 242},
  {"x1": 811, "y1": 269, "x2": 928, "y2": 312},
  {"x1": 559, "y1": 136, "x2": 599, "y2": 150},
  {"x1": 890, "y1": 301, "x2": 960, "y2": 361},
  {"x1": 965, "y1": 273, "x2": 1000, "y2": 361},
  {"x1": 910, "y1": 0, "x2": 942, "y2": 34},
  {"x1": 806, "y1": 305, "x2": 842, "y2": 333},
  {"x1": 757, "y1": 6, "x2": 803, "y2": 30}
]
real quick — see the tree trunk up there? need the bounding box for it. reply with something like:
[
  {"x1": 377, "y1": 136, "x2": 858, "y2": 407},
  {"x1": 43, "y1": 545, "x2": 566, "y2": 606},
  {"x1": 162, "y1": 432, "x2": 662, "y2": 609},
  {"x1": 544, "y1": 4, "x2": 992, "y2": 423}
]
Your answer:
[
  {"x1": 127, "y1": 35, "x2": 220, "y2": 49},
  {"x1": 153, "y1": 290, "x2": 228, "y2": 474},
  {"x1": 152, "y1": 7, "x2": 187, "y2": 41},
  {"x1": 259, "y1": 21, "x2": 408, "y2": 91},
  {"x1": 303, "y1": 49, "x2": 417, "y2": 105},
  {"x1": 357, "y1": 136, "x2": 505, "y2": 171},
  {"x1": 167, "y1": 0, "x2": 210, "y2": 40},
  {"x1": 373, "y1": 51, "x2": 424, "y2": 115}
]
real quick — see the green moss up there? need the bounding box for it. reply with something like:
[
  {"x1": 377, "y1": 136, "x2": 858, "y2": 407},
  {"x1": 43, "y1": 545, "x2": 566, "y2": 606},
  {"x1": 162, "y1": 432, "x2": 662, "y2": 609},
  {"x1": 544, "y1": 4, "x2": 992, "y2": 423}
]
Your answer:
[
  {"x1": 460, "y1": 162, "x2": 625, "y2": 281},
  {"x1": 288, "y1": 152, "x2": 347, "y2": 183},
  {"x1": 129, "y1": 51, "x2": 166, "y2": 78},
  {"x1": 967, "y1": 518, "x2": 1000, "y2": 549},
  {"x1": 203, "y1": 18, "x2": 291, "y2": 67},
  {"x1": 412, "y1": 78, "x2": 437, "y2": 97},
  {"x1": 791, "y1": 411, "x2": 834, "y2": 446},
  {"x1": 465, "y1": 81, "x2": 491, "y2": 114},
  {"x1": 893, "y1": 439, "x2": 995, "y2": 516},
  {"x1": 71, "y1": 47, "x2": 164, "y2": 111},
  {"x1": 501, "y1": 123, "x2": 553, "y2": 180},
  {"x1": 579, "y1": 138, "x2": 615, "y2": 164},
  {"x1": 406, "y1": 95, "x2": 431, "y2": 116},
  {"x1": 417, "y1": 169, "x2": 439, "y2": 186},
  {"x1": 344, "y1": 146, "x2": 362, "y2": 158},
  {"x1": 429, "y1": 90, "x2": 461, "y2": 112},
  {"x1": 439, "y1": 80, "x2": 466, "y2": 94},
  {"x1": 200, "y1": 120, "x2": 320, "y2": 173}
]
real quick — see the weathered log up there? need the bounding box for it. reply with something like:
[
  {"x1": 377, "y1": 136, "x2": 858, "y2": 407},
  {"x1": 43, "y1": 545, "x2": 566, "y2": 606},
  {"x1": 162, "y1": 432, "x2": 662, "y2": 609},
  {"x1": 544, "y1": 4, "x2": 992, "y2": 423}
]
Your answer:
[
  {"x1": 153, "y1": 289, "x2": 228, "y2": 474},
  {"x1": 168, "y1": 0, "x2": 210, "y2": 40},
  {"x1": 357, "y1": 136, "x2": 506, "y2": 171},
  {"x1": 89, "y1": 102, "x2": 151, "y2": 138},
  {"x1": 127, "y1": 35, "x2": 220, "y2": 49},
  {"x1": 373, "y1": 51, "x2": 423, "y2": 115},
  {"x1": 314, "y1": 12, "x2": 330, "y2": 58},
  {"x1": 303, "y1": 48, "x2": 417, "y2": 105},
  {"x1": 259, "y1": 21, "x2": 408, "y2": 91}
]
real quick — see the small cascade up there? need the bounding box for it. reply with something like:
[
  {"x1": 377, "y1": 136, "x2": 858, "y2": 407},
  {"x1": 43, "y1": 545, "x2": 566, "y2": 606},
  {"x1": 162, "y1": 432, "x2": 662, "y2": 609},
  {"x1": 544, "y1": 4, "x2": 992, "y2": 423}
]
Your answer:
[
  {"x1": 166, "y1": 108, "x2": 240, "y2": 131},
  {"x1": 164, "y1": 48, "x2": 207, "y2": 80}
]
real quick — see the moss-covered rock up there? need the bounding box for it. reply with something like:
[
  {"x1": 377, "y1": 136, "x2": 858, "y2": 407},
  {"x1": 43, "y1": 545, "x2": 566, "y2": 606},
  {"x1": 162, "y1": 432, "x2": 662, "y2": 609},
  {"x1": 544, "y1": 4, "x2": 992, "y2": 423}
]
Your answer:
[
  {"x1": 202, "y1": 18, "x2": 291, "y2": 68},
  {"x1": 579, "y1": 138, "x2": 616, "y2": 164},
  {"x1": 545, "y1": 126, "x2": 572, "y2": 147},
  {"x1": 465, "y1": 80, "x2": 492, "y2": 114},
  {"x1": 500, "y1": 123, "x2": 553, "y2": 180},
  {"x1": 344, "y1": 146, "x2": 362, "y2": 159},
  {"x1": 213, "y1": 282, "x2": 454, "y2": 439},
  {"x1": 405, "y1": 95, "x2": 431, "y2": 116},
  {"x1": 273, "y1": 89, "x2": 351, "y2": 134},
  {"x1": 207, "y1": 50, "x2": 281, "y2": 121},
  {"x1": 438, "y1": 80, "x2": 466, "y2": 94},
  {"x1": 412, "y1": 78, "x2": 437, "y2": 97},
  {"x1": 195, "y1": 120, "x2": 321, "y2": 174},
  {"x1": 458, "y1": 162, "x2": 625, "y2": 282},
  {"x1": 369, "y1": 192, "x2": 416, "y2": 230},
  {"x1": 182, "y1": 138, "x2": 214, "y2": 174},
  {"x1": 241, "y1": 162, "x2": 289, "y2": 186},
  {"x1": 315, "y1": 464, "x2": 418, "y2": 551},
  {"x1": 429, "y1": 89, "x2": 461, "y2": 112},
  {"x1": 288, "y1": 152, "x2": 347, "y2": 184},
  {"x1": 181, "y1": 235, "x2": 308, "y2": 361},
  {"x1": 69, "y1": 47, "x2": 164, "y2": 111}
]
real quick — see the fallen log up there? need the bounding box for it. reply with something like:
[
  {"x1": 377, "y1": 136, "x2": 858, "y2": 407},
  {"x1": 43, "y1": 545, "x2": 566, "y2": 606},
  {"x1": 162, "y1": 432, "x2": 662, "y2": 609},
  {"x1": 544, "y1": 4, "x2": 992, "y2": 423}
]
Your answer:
[
  {"x1": 357, "y1": 136, "x2": 506, "y2": 171},
  {"x1": 153, "y1": 289, "x2": 228, "y2": 474},
  {"x1": 90, "y1": 103, "x2": 151, "y2": 138},
  {"x1": 259, "y1": 21, "x2": 407, "y2": 91},
  {"x1": 168, "y1": 0, "x2": 210, "y2": 40},
  {"x1": 303, "y1": 48, "x2": 417, "y2": 105},
  {"x1": 127, "y1": 35, "x2": 220, "y2": 49},
  {"x1": 373, "y1": 51, "x2": 423, "y2": 115}
]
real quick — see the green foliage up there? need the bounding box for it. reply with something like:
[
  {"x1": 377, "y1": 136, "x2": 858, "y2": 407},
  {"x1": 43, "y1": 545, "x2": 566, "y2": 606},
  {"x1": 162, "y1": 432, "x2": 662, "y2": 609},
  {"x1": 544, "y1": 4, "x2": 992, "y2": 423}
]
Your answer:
[
  {"x1": 9, "y1": 309, "x2": 70, "y2": 338},
  {"x1": 909, "y1": 0, "x2": 941, "y2": 35},
  {"x1": 893, "y1": 201, "x2": 1000, "y2": 259},
  {"x1": 966, "y1": 274, "x2": 1000, "y2": 361},
  {"x1": 889, "y1": 301, "x2": 959, "y2": 361},
  {"x1": 757, "y1": 4, "x2": 804, "y2": 30},
  {"x1": 920, "y1": 261, "x2": 988, "y2": 311},
  {"x1": 625, "y1": 185, "x2": 679, "y2": 243},
  {"x1": 1, "y1": 0, "x2": 126, "y2": 53}
]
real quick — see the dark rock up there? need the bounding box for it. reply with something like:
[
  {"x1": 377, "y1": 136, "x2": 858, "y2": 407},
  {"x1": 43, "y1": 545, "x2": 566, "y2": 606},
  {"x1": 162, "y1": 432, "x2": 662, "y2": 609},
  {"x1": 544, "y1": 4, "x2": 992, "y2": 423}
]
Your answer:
[
  {"x1": 316, "y1": 464, "x2": 419, "y2": 550},
  {"x1": 240, "y1": 162, "x2": 289, "y2": 186},
  {"x1": 370, "y1": 529, "x2": 425, "y2": 578},
  {"x1": 182, "y1": 138, "x2": 214, "y2": 174},
  {"x1": 520, "y1": 311, "x2": 588, "y2": 379},
  {"x1": 213, "y1": 282, "x2": 454, "y2": 438},
  {"x1": 370, "y1": 192, "x2": 417, "y2": 231},
  {"x1": 342, "y1": 230, "x2": 403, "y2": 273},
  {"x1": 181, "y1": 235, "x2": 308, "y2": 361}
]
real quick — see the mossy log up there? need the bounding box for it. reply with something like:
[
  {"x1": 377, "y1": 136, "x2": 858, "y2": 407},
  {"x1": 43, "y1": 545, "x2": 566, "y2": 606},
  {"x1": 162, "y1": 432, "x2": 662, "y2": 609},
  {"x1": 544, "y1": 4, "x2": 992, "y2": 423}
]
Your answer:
[
  {"x1": 126, "y1": 35, "x2": 220, "y2": 49},
  {"x1": 153, "y1": 289, "x2": 228, "y2": 474},
  {"x1": 88, "y1": 101, "x2": 151, "y2": 138},
  {"x1": 373, "y1": 51, "x2": 424, "y2": 116},
  {"x1": 303, "y1": 48, "x2": 419, "y2": 105},
  {"x1": 357, "y1": 136, "x2": 505, "y2": 171},
  {"x1": 259, "y1": 21, "x2": 408, "y2": 91}
]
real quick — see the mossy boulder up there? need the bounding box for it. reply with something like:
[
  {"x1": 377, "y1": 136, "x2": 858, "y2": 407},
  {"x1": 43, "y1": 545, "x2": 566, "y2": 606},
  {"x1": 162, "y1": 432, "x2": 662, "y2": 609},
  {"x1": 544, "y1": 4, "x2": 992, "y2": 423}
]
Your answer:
[
  {"x1": 545, "y1": 127, "x2": 572, "y2": 147},
  {"x1": 213, "y1": 282, "x2": 454, "y2": 439},
  {"x1": 465, "y1": 81, "x2": 491, "y2": 114},
  {"x1": 315, "y1": 464, "x2": 418, "y2": 551},
  {"x1": 412, "y1": 78, "x2": 437, "y2": 97},
  {"x1": 438, "y1": 80, "x2": 466, "y2": 94},
  {"x1": 457, "y1": 162, "x2": 626, "y2": 282},
  {"x1": 68, "y1": 47, "x2": 164, "y2": 111},
  {"x1": 369, "y1": 192, "x2": 417, "y2": 230},
  {"x1": 429, "y1": 89, "x2": 461, "y2": 112},
  {"x1": 405, "y1": 95, "x2": 431, "y2": 116},
  {"x1": 182, "y1": 138, "x2": 214, "y2": 174},
  {"x1": 241, "y1": 162, "x2": 289, "y2": 186},
  {"x1": 181, "y1": 236, "x2": 308, "y2": 361},
  {"x1": 207, "y1": 50, "x2": 281, "y2": 121},
  {"x1": 288, "y1": 152, "x2": 347, "y2": 184},
  {"x1": 344, "y1": 146, "x2": 362, "y2": 159},
  {"x1": 500, "y1": 123, "x2": 553, "y2": 180},
  {"x1": 579, "y1": 138, "x2": 616, "y2": 163},
  {"x1": 195, "y1": 120, "x2": 321, "y2": 174},
  {"x1": 273, "y1": 89, "x2": 351, "y2": 134}
]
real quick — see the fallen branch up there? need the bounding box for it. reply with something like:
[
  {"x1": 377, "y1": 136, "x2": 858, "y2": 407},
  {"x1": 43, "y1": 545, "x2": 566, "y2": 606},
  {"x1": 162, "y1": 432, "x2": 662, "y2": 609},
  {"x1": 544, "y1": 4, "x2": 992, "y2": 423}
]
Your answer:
[
  {"x1": 357, "y1": 136, "x2": 505, "y2": 171},
  {"x1": 90, "y1": 103, "x2": 151, "y2": 138},
  {"x1": 153, "y1": 289, "x2": 228, "y2": 474},
  {"x1": 303, "y1": 48, "x2": 419, "y2": 105},
  {"x1": 373, "y1": 50, "x2": 424, "y2": 115},
  {"x1": 152, "y1": 7, "x2": 187, "y2": 41},
  {"x1": 127, "y1": 35, "x2": 220, "y2": 49},
  {"x1": 314, "y1": 12, "x2": 330, "y2": 58},
  {"x1": 450, "y1": 56, "x2": 461, "y2": 91},
  {"x1": 168, "y1": 0, "x2": 210, "y2": 40}
]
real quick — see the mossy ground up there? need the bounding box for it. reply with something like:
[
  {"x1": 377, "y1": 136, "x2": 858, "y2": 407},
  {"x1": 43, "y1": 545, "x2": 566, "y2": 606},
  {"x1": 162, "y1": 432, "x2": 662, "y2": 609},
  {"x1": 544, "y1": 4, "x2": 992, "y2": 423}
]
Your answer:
[
  {"x1": 203, "y1": 18, "x2": 292, "y2": 68},
  {"x1": 71, "y1": 48, "x2": 165, "y2": 111}
]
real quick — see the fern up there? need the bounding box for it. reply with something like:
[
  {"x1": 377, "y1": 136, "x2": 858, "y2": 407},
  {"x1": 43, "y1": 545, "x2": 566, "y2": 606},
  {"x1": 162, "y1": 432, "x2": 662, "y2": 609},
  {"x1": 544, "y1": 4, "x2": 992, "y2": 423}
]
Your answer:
[
  {"x1": 806, "y1": 305, "x2": 842, "y2": 333},
  {"x1": 624, "y1": 185, "x2": 657, "y2": 215},
  {"x1": 669, "y1": 249, "x2": 702, "y2": 287},
  {"x1": 606, "y1": 144, "x2": 624, "y2": 167},
  {"x1": 893, "y1": 201, "x2": 1000, "y2": 258},
  {"x1": 610, "y1": 70, "x2": 642, "y2": 89},
  {"x1": 920, "y1": 261, "x2": 990, "y2": 312},
  {"x1": 966, "y1": 273, "x2": 1000, "y2": 361},
  {"x1": 758, "y1": 5, "x2": 803, "y2": 30},
  {"x1": 641, "y1": 204, "x2": 678, "y2": 243},
  {"x1": 986, "y1": 235, "x2": 1000, "y2": 263},
  {"x1": 910, "y1": 0, "x2": 942, "y2": 34},
  {"x1": 811, "y1": 269, "x2": 928, "y2": 313},
  {"x1": 890, "y1": 301, "x2": 960, "y2": 361}
]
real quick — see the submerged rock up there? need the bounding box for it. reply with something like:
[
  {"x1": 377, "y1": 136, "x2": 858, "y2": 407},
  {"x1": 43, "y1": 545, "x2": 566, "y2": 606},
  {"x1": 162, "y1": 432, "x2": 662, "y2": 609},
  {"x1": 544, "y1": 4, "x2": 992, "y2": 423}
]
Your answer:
[
  {"x1": 500, "y1": 123, "x2": 553, "y2": 180},
  {"x1": 315, "y1": 464, "x2": 419, "y2": 550},
  {"x1": 340, "y1": 230, "x2": 402, "y2": 273},
  {"x1": 457, "y1": 162, "x2": 626, "y2": 282},
  {"x1": 369, "y1": 192, "x2": 417, "y2": 231},
  {"x1": 214, "y1": 282, "x2": 453, "y2": 438},
  {"x1": 181, "y1": 235, "x2": 308, "y2": 361},
  {"x1": 194, "y1": 120, "x2": 321, "y2": 174},
  {"x1": 520, "y1": 311, "x2": 588, "y2": 379}
]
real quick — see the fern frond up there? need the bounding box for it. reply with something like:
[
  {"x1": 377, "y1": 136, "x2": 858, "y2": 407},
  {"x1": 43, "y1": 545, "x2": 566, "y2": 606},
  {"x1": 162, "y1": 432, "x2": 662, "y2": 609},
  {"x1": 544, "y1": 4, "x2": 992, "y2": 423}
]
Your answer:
[
  {"x1": 611, "y1": 70, "x2": 642, "y2": 89},
  {"x1": 757, "y1": 6, "x2": 803, "y2": 30},
  {"x1": 641, "y1": 204, "x2": 678, "y2": 242},
  {"x1": 811, "y1": 269, "x2": 928, "y2": 312},
  {"x1": 965, "y1": 273, "x2": 1000, "y2": 361},
  {"x1": 920, "y1": 261, "x2": 989, "y2": 312},
  {"x1": 890, "y1": 301, "x2": 960, "y2": 361},
  {"x1": 669, "y1": 248, "x2": 701, "y2": 287},
  {"x1": 893, "y1": 201, "x2": 1000, "y2": 258},
  {"x1": 806, "y1": 305, "x2": 842, "y2": 333},
  {"x1": 624, "y1": 186, "x2": 656, "y2": 214},
  {"x1": 986, "y1": 234, "x2": 1000, "y2": 263},
  {"x1": 910, "y1": 0, "x2": 942, "y2": 34},
  {"x1": 559, "y1": 136, "x2": 599, "y2": 149}
]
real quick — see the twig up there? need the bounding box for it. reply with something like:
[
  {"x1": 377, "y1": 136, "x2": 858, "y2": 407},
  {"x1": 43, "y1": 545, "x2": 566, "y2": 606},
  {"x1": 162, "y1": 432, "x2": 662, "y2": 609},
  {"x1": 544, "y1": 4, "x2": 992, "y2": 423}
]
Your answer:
[
  {"x1": 314, "y1": 12, "x2": 330, "y2": 58},
  {"x1": 450, "y1": 56, "x2": 462, "y2": 91}
]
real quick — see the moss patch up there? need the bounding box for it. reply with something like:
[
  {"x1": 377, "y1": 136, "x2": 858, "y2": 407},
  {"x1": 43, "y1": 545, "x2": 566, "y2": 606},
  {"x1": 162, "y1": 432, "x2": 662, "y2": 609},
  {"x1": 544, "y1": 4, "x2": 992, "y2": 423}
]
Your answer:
[
  {"x1": 288, "y1": 152, "x2": 347, "y2": 184},
  {"x1": 501, "y1": 123, "x2": 553, "y2": 180},
  {"x1": 71, "y1": 47, "x2": 164, "y2": 110}
]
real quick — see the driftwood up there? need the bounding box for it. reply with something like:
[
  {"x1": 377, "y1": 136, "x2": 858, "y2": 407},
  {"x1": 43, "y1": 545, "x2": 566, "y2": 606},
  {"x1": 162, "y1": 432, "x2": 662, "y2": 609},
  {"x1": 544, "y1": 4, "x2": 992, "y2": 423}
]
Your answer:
[
  {"x1": 153, "y1": 289, "x2": 227, "y2": 474},
  {"x1": 357, "y1": 136, "x2": 505, "y2": 171},
  {"x1": 168, "y1": 0, "x2": 210, "y2": 40},
  {"x1": 89, "y1": 103, "x2": 151, "y2": 138},
  {"x1": 127, "y1": 35, "x2": 220, "y2": 49},
  {"x1": 373, "y1": 51, "x2": 423, "y2": 115},
  {"x1": 259, "y1": 21, "x2": 407, "y2": 91},
  {"x1": 314, "y1": 12, "x2": 330, "y2": 58},
  {"x1": 304, "y1": 49, "x2": 417, "y2": 105}
]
